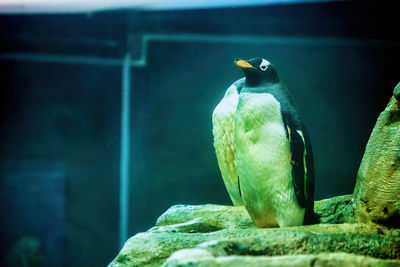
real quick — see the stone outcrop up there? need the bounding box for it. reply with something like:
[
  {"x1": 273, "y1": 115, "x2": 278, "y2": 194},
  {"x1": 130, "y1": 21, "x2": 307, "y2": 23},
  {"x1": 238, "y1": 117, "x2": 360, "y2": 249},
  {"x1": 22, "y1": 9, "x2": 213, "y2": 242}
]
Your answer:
[
  {"x1": 109, "y1": 199, "x2": 400, "y2": 266},
  {"x1": 338, "y1": 82, "x2": 400, "y2": 226},
  {"x1": 164, "y1": 251, "x2": 400, "y2": 267}
]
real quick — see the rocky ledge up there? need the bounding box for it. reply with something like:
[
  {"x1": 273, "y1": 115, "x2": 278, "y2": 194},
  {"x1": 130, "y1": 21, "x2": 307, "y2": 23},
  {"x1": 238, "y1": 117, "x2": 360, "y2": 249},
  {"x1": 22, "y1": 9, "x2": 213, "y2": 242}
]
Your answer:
[{"x1": 108, "y1": 195, "x2": 400, "y2": 266}]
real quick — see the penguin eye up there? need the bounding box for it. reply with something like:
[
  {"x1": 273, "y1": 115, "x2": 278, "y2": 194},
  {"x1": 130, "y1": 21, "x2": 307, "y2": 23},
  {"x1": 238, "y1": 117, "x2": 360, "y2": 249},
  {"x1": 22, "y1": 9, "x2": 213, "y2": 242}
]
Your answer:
[{"x1": 260, "y1": 65, "x2": 267, "y2": 71}]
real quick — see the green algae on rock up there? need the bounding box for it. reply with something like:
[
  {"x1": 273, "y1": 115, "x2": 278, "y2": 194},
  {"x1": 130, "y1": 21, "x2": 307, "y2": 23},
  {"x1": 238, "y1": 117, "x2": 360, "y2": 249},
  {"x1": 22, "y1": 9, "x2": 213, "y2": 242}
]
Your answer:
[
  {"x1": 108, "y1": 203, "x2": 400, "y2": 267},
  {"x1": 163, "y1": 251, "x2": 400, "y2": 267},
  {"x1": 155, "y1": 204, "x2": 255, "y2": 230},
  {"x1": 339, "y1": 83, "x2": 400, "y2": 226}
]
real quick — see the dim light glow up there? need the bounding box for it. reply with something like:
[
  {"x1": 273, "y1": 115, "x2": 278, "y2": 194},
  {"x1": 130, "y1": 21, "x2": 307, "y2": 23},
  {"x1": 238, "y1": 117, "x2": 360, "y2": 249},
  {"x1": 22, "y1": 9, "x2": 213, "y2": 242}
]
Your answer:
[{"x1": 0, "y1": 0, "x2": 345, "y2": 14}]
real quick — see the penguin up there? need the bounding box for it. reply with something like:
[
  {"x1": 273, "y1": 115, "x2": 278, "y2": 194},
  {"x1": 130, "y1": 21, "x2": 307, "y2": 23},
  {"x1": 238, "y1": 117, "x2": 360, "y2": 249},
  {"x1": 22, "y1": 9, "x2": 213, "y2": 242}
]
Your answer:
[
  {"x1": 212, "y1": 78, "x2": 244, "y2": 206},
  {"x1": 234, "y1": 57, "x2": 315, "y2": 227}
]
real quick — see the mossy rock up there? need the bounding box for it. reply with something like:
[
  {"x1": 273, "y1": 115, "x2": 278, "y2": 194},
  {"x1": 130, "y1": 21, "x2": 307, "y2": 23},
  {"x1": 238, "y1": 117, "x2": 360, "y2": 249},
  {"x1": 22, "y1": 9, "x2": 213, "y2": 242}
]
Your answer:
[
  {"x1": 164, "y1": 251, "x2": 400, "y2": 267},
  {"x1": 108, "y1": 196, "x2": 400, "y2": 266}
]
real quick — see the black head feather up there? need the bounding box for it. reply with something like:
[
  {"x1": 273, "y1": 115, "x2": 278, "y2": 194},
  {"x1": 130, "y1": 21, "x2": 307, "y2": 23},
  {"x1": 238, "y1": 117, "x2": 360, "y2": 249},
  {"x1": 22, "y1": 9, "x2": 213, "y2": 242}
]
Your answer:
[{"x1": 235, "y1": 57, "x2": 280, "y2": 86}]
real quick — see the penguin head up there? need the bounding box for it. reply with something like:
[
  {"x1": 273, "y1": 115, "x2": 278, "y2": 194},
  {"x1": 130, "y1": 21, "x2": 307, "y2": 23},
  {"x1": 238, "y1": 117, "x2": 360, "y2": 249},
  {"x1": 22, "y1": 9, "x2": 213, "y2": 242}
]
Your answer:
[{"x1": 234, "y1": 57, "x2": 280, "y2": 86}]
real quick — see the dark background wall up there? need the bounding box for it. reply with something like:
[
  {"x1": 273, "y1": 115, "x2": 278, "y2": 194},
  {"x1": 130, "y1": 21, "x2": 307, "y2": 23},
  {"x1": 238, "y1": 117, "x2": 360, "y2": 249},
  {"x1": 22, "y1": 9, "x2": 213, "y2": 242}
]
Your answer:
[{"x1": 0, "y1": 1, "x2": 399, "y2": 266}]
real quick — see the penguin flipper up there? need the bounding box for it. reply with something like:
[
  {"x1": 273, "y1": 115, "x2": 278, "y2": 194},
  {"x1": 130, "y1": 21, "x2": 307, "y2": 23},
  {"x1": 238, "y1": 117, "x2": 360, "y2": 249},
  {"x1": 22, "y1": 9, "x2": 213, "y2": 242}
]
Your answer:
[
  {"x1": 283, "y1": 113, "x2": 307, "y2": 209},
  {"x1": 302, "y1": 128, "x2": 317, "y2": 224},
  {"x1": 212, "y1": 79, "x2": 244, "y2": 206}
]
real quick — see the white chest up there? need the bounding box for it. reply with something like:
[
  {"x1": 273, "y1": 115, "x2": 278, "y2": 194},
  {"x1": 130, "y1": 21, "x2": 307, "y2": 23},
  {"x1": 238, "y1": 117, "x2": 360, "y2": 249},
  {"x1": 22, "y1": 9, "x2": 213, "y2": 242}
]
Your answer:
[
  {"x1": 234, "y1": 92, "x2": 304, "y2": 227},
  {"x1": 236, "y1": 92, "x2": 287, "y2": 149}
]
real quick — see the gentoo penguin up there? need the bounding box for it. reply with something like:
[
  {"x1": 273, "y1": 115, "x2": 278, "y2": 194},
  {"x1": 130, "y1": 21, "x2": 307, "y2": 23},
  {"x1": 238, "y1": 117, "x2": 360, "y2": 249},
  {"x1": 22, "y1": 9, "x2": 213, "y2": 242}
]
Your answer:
[
  {"x1": 234, "y1": 57, "x2": 315, "y2": 227},
  {"x1": 212, "y1": 78, "x2": 244, "y2": 206}
]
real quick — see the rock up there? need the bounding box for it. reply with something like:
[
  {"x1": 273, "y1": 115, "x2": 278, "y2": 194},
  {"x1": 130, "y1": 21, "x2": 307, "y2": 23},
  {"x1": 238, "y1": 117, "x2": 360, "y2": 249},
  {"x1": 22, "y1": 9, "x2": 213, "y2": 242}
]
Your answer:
[
  {"x1": 108, "y1": 203, "x2": 400, "y2": 267},
  {"x1": 340, "y1": 85, "x2": 400, "y2": 226},
  {"x1": 163, "y1": 251, "x2": 400, "y2": 267},
  {"x1": 154, "y1": 194, "x2": 354, "y2": 230},
  {"x1": 314, "y1": 194, "x2": 352, "y2": 223},
  {"x1": 155, "y1": 204, "x2": 254, "y2": 230},
  {"x1": 393, "y1": 82, "x2": 400, "y2": 102}
]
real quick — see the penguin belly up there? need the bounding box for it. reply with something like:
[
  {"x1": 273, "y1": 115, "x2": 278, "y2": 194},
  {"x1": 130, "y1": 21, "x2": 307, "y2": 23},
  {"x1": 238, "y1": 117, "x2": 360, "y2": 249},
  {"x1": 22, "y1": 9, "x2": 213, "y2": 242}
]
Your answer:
[{"x1": 235, "y1": 92, "x2": 305, "y2": 227}]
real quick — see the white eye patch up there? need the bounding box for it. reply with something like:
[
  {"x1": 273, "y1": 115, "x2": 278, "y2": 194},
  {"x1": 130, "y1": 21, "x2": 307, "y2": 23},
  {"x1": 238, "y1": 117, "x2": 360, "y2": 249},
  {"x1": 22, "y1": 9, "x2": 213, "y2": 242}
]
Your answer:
[{"x1": 259, "y1": 59, "x2": 269, "y2": 71}]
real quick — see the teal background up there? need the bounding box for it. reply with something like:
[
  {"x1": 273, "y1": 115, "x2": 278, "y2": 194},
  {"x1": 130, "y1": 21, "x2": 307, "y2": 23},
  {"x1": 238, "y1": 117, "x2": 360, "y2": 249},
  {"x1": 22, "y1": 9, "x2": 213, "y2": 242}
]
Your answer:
[{"x1": 0, "y1": 1, "x2": 399, "y2": 266}]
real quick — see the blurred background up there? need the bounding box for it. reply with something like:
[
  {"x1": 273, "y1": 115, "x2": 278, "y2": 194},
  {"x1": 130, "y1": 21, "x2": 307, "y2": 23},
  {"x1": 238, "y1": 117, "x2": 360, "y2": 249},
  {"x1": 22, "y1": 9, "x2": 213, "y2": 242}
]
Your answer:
[{"x1": 0, "y1": 0, "x2": 399, "y2": 266}]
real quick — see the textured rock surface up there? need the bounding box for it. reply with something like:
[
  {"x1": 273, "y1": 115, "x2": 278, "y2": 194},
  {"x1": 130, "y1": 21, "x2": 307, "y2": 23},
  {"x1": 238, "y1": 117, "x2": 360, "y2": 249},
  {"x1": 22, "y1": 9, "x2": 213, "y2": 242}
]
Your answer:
[
  {"x1": 314, "y1": 194, "x2": 352, "y2": 223},
  {"x1": 340, "y1": 84, "x2": 400, "y2": 226},
  {"x1": 108, "y1": 201, "x2": 400, "y2": 267},
  {"x1": 155, "y1": 204, "x2": 254, "y2": 230},
  {"x1": 163, "y1": 251, "x2": 400, "y2": 267}
]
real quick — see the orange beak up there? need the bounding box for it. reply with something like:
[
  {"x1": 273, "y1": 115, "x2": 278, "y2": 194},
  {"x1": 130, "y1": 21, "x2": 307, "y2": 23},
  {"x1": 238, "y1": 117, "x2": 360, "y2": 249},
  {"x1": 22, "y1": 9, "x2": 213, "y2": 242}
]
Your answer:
[{"x1": 235, "y1": 59, "x2": 256, "y2": 69}]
